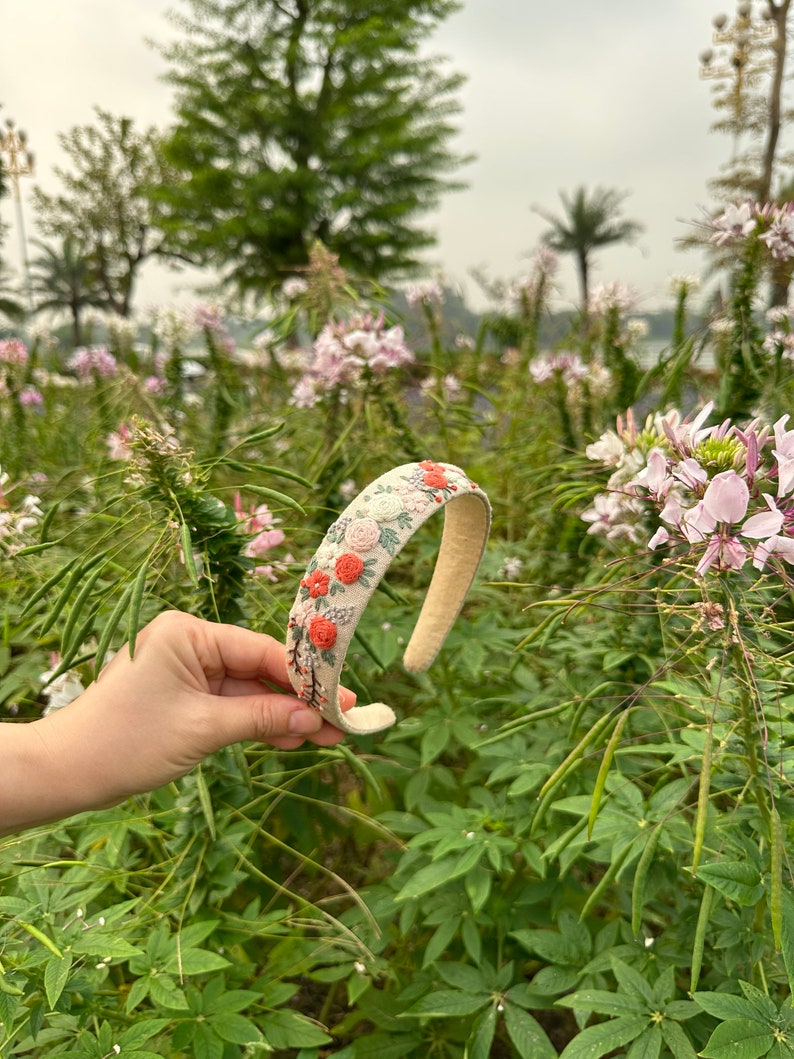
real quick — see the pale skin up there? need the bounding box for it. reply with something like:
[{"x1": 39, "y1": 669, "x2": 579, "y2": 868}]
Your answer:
[{"x1": 0, "y1": 610, "x2": 351, "y2": 838}]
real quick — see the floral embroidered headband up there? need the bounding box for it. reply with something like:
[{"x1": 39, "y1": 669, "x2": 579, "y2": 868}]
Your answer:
[{"x1": 285, "y1": 461, "x2": 491, "y2": 735}]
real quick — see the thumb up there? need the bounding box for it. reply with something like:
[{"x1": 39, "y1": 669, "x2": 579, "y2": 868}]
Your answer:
[{"x1": 210, "y1": 690, "x2": 323, "y2": 747}]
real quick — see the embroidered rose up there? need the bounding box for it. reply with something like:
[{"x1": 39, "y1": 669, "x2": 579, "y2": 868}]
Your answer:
[
  {"x1": 335, "y1": 552, "x2": 365, "y2": 584},
  {"x1": 419, "y1": 460, "x2": 449, "y2": 489},
  {"x1": 395, "y1": 486, "x2": 430, "y2": 514},
  {"x1": 344, "y1": 516, "x2": 381, "y2": 552},
  {"x1": 289, "y1": 598, "x2": 316, "y2": 629},
  {"x1": 367, "y1": 493, "x2": 404, "y2": 522},
  {"x1": 309, "y1": 615, "x2": 338, "y2": 650},
  {"x1": 302, "y1": 569, "x2": 330, "y2": 598}
]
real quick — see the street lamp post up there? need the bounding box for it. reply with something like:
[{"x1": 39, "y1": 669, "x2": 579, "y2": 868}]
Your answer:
[{"x1": 0, "y1": 119, "x2": 35, "y2": 315}]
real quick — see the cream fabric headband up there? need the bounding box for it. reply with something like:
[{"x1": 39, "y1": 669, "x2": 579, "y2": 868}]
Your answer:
[{"x1": 285, "y1": 461, "x2": 491, "y2": 735}]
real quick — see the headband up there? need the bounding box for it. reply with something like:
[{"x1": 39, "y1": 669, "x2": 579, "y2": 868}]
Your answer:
[{"x1": 285, "y1": 461, "x2": 491, "y2": 735}]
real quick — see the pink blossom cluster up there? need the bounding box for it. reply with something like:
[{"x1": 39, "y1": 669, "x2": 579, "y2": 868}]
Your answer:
[
  {"x1": 0, "y1": 339, "x2": 28, "y2": 366},
  {"x1": 194, "y1": 304, "x2": 235, "y2": 354},
  {"x1": 529, "y1": 351, "x2": 588, "y2": 384},
  {"x1": 583, "y1": 403, "x2": 794, "y2": 577},
  {"x1": 290, "y1": 313, "x2": 415, "y2": 408},
  {"x1": 588, "y1": 282, "x2": 638, "y2": 316},
  {"x1": 504, "y1": 247, "x2": 559, "y2": 315},
  {"x1": 405, "y1": 279, "x2": 444, "y2": 307},
  {"x1": 710, "y1": 201, "x2": 794, "y2": 261},
  {"x1": 763, "y1": 305, "x2": 794, "y2": 358},
  {"x1": 233, "y1": 494, "x2": 293, "y2": 580},
  {"x1": 67, "y1": 346, "x2": 118, "y2": 378}
]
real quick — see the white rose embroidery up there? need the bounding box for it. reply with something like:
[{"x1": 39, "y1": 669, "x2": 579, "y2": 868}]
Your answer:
[{"x1": 367, "y1": 493, "x2": 404, "y2": 521}]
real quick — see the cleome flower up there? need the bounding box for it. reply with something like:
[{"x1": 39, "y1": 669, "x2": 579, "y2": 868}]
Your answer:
[{"x1": 583, "y1": 404, "x2": 794, "y2": 578}]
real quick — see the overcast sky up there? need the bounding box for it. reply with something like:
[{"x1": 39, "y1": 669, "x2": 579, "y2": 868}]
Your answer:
[{"x1": 0, "y1": 1, "x2": 748, "y2": 314}]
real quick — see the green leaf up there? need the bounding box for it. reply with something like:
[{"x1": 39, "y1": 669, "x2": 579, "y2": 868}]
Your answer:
[
  {"x1": 402, "y1": 989, "x2": 490, "y2": 1018},
  {"x1": 699, "y1": 1019, "x2": 775, "y2": 1059},
  {"x1": 423, "y1": 918, "x2": 458, "y2": 968},
  {"x1": 194, "y1": 763, "x2": 216, "y2": 841},
  {"x1": 661, "y1": 1020, "x2": 698, "y2": 1059},
  {"x1": 394, "y1": 856, "x2": 459, "y2": 901},
  {"x1": 436, "y1": 963, "x2": 488, "y2": 993},
  {"x1": 210, "y1": 1011, "x2": 261, "y2": 1045},
  {"x1": 44, "y1": 952, "x2": 72, "y2": 1009},
  {"x1": 420, "y1": 722, "x2": 450, "y2": 765},
  {"x1": 149, "y1": 974, "x2": 189, "y2": 1010},
  {"x1": 70, "y1": 934, "x2": 144, "y2": 959},
  {"x1": 558, "y1": 1015, "x2": 649, "y2": 1059},
  {"x1": 164, "y1": 948, "x2": 231, "y2": 975},
  {"x1": 695, "y1": 862, "x2": 765, "y2": 907},
  {"x1": 193, "y1": 1019, "x2": 223, "y2": 1059},
  {"x1": 503, "y1": 1001, "x2": 557, "y2": 1059},
  {"x1": 259, "y1": 1009, "x2": 331, "y2": 1048},
  {"x1": 466, "y1": 1005, "x2": 497, "y2": 1059},
  {"x1": 465, "y1": 864, "x2": 492, "y2": 913},
  {"x1": 627, "y1": 1025, "x2": 662, "y2": 1059},
  {"x1": 557, "y1": 988, "x2": 648, "y2": 1018},
  {"x1": 125, "y1": 975, "x2": 151, "y2": 1012}
]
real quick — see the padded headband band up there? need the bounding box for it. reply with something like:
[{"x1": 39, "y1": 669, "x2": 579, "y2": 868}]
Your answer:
[{"x1": 285, "y1": 461, "x2": 491, "y2": 735}]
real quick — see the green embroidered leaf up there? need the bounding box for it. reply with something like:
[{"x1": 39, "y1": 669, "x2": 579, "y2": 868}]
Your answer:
[{"x1": 379, "y1": 526, "x2": 401, "y2": 554}]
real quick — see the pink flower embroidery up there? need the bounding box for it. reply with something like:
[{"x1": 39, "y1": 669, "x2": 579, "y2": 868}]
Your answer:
[{"x1": 344, "y1": 517, "x2": 381, "y2": 552}]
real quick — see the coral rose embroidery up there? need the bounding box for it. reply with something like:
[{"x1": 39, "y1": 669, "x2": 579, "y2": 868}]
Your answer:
[
  {"x1": 302, "y1": 569, "x2": 330, "y2": 598},
  {"x1": 419, "y1": 460, "x2": 449, "y2": 489},
  {"x1": 344, "y1": 516, "x2": 381, "y2": 552},
  {"x1": 335, "y1": 552, "x2": 365, "y2": 584},
  {"x1": 367, "y1": 493, "x2": 404, "y2": 521},
  {"x1": 309, "y1": 615, "x2": 338, "y2": 650}
]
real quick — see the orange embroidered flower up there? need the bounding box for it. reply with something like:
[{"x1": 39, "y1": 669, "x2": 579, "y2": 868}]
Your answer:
[
  {"x1": 419, "y1": 460, "x2": 449, "y2": 488},
  {"x1": 309, "y1": 615, "x2": 338, "y2": 650},
  {"x1": 302, "y1": 569, "x2": 330, "y2": 598},
  {"x1": 335, "y1": 552, "x2": 365, "y2": 584}
]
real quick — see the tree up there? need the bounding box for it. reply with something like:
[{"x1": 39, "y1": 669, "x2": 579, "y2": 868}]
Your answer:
[
  {"x1": 152, "y1": 0, "x2": 468, "y2": 296},
  {"x1": 698, "y1": 1, "x2": 794, "y2": 304},
  {"x1": 32, "y1": 109, "x2": 178, "y2": 317},
  {"x1": 28, "y1": 237, "x2": 106, "y2": 346},
  {"x1": 534, "y1": 186, "x2": 644, "y2": 312}
]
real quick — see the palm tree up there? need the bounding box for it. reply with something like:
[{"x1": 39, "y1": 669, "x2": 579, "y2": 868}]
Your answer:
[
  {"x1": 534, "y1": 186, "x2": 644, "y2": 311},
  {"x1": 0, "y1": 255, "x2": 24, "y2": 326},
  {"x1": 28, "y1": 236, "x2": 106, "y2": 346}
]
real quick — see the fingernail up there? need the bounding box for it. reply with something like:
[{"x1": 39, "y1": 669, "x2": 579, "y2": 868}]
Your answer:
[{"x1": 288, "y1": 708, "x2": 322, "y2": 735}]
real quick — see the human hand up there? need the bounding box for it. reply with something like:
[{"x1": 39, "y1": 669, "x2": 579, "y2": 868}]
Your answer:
[{"x1": 0, "y1": 611, "x2": 352, "y2": 835}]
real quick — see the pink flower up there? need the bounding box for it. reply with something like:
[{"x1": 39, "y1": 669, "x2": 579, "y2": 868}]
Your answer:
[
  {"x1": 0, "y1": 339, "x2": 28, "y2": 366},
  {"x1": 18, "y1": 385, "x2": 43, "y2": 406},
  {"x1": 344, "y1": 517, "x2": 381, "y2": 552},
  {"x1": 246, "y1": 527, "x2": 285, "y2": 557},
  {"x1": 703, "y1": 471, "x2": 749, "y2": 524}
]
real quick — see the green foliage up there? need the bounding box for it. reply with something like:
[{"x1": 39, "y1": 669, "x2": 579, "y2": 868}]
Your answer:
[
  {"x1": 2, "y1": 250, "x2": 794, "y2": 1058},
  {"x1": 153, "y1": 0, "x2": 469, "y2": 293},
  {"x1": 31, "y1": 109, "x2": 176, "y2": 317}
]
